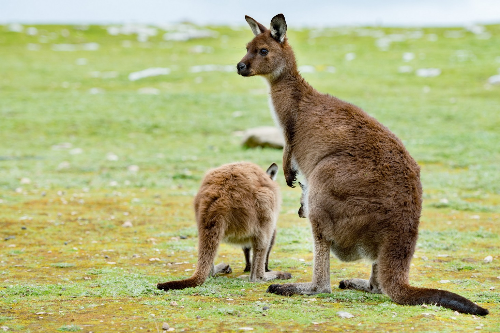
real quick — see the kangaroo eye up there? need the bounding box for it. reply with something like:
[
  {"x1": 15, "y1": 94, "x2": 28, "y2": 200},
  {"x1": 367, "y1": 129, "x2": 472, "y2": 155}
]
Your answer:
[{"x1": 259, "y1": 48, "x2": 269, "y2": 56}]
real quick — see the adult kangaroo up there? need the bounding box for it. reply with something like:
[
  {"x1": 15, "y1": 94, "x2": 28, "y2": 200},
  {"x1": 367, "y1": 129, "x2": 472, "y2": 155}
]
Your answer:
[
  {"x1": 236, "y1": 14, "x2": 488, "y2": 315},
  {"x1": 157, "y1": 162, "x2": 291, "y2": 291}
]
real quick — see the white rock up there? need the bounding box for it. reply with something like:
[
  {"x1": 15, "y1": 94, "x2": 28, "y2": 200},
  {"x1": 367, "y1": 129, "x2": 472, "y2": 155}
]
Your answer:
[
  {"x1": 403, "y1": 52, "x2": 415, "y2": 62},
  {"x1": 416, "y1": 68, "x2": 441, "y2": 77},
  {"x1": 129, "y1": 67, "x2": 170, "y2": 81},
  {"x1": 138, "y1": 87, "x2": 160, "y2": 95},
  {"x1": 484, "y1": 256, "x2": 493, "y2": 263},
  {"x1": 127, "y1": 165, "x2": 140, "y2": 173},
  {"x1": 8, "y1": 23, "x2": 24, "y2": 32},
  {"x1": 398, "y1": 66, "x2": 413, "y2": 73},
  {"x1": 326, "y1": 66, "x2": 336, "y2": 73},
  {"x1": 238, "y1": 328, "x2": 254, "y2": 331},
  {"x1": 27, "y1": 43, "x2": 40, "y2": 51},
  {"x1": 109, "y1": 181, "x2": 118, "y2": 187},
  {"x1": 76, "y1": 58, "x2": 87, "y2": 66},
  {"x1": 189, "y1": 65, "x2": 234, "y2": 73},
  {"x1": 26, "y1": 27, "x2": 38, "y2": 36},
  {"x1": 162, "y1": 322, "x2": 169, "y2": 330},
  {"x1": 89, "y1": 88, "x2": 104, "y2": 94},
  {"x1": 122, "y1": 221, "x2": 133, "y2": 228},
  {"x1": 488, "y1": 75, "x2": 500, "y2": 85},
  {"x1": 439, "y1": 280, "x2": 450, "y2": 284},
  {"x1": 242, "y1": 126, "x2": 285, "y2": 149},
  {"x1": 298, "y1": 65, "x2": 316, "y2": 73},
  {"x1": 345, "y1": 53, "x2": 356, "y2": 61},
  {"x1": 20, "y1": 178, "x2": 31, "y2": 184},
  {"x1": 106, "y1": 153, "x2": 119, "y2": 161},
  {"x1": 337, "y1": 311, "x2": 354, "y2": 318},
  {"x1": 69, "y1": 148, "x2": 83, "y2": 155}
]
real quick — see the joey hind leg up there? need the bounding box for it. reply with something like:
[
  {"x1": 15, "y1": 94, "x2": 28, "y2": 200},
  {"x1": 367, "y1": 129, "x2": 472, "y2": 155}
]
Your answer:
[
  {"x1": 249, "y1": 231, "x2": 291, "y2": 282},
  {"x1": 264, "y1": 229, "x2": 276, "y2": 272},
  {"x1": 267, "y1": 208, "x2": 331, "y2": 295},
  {"x1": 339, "y1": 262, "x2": 383, "y2": 294},
  {"x1": 244, "y1": 229, "x2": 276, "y2": 273},
  {"x1": 243, "y1": 247, "x2": 251, "y2": 272}
]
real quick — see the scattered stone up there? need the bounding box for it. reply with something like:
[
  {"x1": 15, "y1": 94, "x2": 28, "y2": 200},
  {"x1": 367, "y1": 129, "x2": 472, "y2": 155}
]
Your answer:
[
  {"x1": 398, "y1": 65, "x2": 413, "y2": 73},
  {"x1": 439, "y1": 280, "x2": 450, "y2": 284},
  {"x1": 122, "y1": 221, "x2": 133, "y2": 228},
  {"x1": 298, "y1": 65, "x2": 316, "y2": 73},
  {"x1": 129, "y1": 68, "x2": 170, "y2": 81},
  {"x1": 179, "y1": 235, "x2": 187, "y2": 239},
  {"x1": 488, "y1": 75, "x2": 500, "y2": 85},
  {"x1": 162, "y1": 322, "x2": 169, "y2": 330},
  {"x1": 170, "y1": 301, "x2": 178, "y2": 306},
  {"x1": 21, "y1": 226, "x2": 27, "y2": 230},
  {"x1": 416, "y1": 68, "x2": 441, "y2": 77},
  {"x1": 484, "y1": 256, "x2": 493, "y2": 263},
  {"x1": 20, "y1": 177, "x2": 31, "y2": 184},
  {"x1": 89, "y1": 88, "x2": 104, "y2": 94},
  {"x1": 69, "y1": 148, "x2": 83, "y2": 155},
  {"x1": 4, "y1": 236, "x2": 15, "y2": 241},
  {"x1": 190, "y1": 65, "x2": 234, "y2": 73},
  {"x1": 263, "y1": 306, "x2": 270, "y2": 310},
  {"x1": 0, "y1": 326, "x2": 9, "y2": 331},
  {"x1": 106, "y1": 153, "x2": 119, "y2": 161},
  {"x1": 337, "y1": 311, "x2": 354, "y2": 318},
  {"x1": 149, "y1": 258, "x2": 161, "y2": 261},
  {"x1": 242, "y1": 126, "x2": 284, "y2": 149},
  {"x1": 470, "y1": 215, "x2": 480, "y2": 220},
  {"x1": 421, "y1": 313, "x2": 435, "y2": 318},
  {"x1": 238, "y1": 328, "x2": 254, "y2": 331},
  {"x1": 107, "y1": 262, "x2": 116, "y2": 265},
  {"x1": 489, "y1": 287, "x2": 495, "y2": 290}
]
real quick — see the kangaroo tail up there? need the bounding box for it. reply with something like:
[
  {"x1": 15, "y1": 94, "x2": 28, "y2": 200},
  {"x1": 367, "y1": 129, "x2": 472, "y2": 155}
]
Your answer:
[
  {"x1": 378, "y1": 237, "x2": 488, "y2": 315},
  {"x1": 157, "y1": 216, "x2": 223, "y2": 291},
  {"x1": 385, "y1": 284, "x2": 488, "y2": 315}
]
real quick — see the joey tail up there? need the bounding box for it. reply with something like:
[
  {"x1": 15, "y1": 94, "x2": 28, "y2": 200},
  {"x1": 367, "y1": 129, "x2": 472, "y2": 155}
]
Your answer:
[{"x1": 157, "y1": 217, "x2": 223, "y2": 291}]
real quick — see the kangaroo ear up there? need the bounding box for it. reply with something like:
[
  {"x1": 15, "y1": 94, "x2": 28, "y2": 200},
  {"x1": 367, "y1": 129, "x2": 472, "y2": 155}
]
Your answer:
[
  {"x1": 245, "y1": 15, "x2": 267, "y2": 36},
  {"x1": 266, "y1": 163, "x2": 278, "y2": 181},
  {"x1": 270, "y1": 13, "x2": 287, "y2": 43}
]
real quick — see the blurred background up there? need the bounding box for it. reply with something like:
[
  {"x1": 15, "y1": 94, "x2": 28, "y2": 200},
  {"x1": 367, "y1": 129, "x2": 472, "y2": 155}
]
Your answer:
[{"x1": 2, "y1": 0, "x2": 500, "y2": 27}]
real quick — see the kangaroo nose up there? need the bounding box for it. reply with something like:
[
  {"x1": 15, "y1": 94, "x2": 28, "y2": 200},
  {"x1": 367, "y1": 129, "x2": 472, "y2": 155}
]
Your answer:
[{"x1": 237, "y1": 62, "x2": 246, "y2": 71}]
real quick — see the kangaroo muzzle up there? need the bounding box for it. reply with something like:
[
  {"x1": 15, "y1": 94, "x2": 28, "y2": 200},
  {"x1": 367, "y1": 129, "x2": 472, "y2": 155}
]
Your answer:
[{"x1": 236, "y1": 62, "x2": 250, "y2": 76}]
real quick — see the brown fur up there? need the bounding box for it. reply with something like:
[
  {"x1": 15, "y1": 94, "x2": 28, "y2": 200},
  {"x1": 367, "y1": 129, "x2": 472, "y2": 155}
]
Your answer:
[
  {"x1": 157, "y1": 162, "x2": 291, "y2": 291},
  {"x1": 237, "y1": 14, "x2": 488, "y2": 316}
]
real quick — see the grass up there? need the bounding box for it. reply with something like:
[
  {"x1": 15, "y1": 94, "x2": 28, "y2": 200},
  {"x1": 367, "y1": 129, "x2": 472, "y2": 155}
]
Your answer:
[{"x1": 0, "y1": 21, "x2": 499, "y2": 332}]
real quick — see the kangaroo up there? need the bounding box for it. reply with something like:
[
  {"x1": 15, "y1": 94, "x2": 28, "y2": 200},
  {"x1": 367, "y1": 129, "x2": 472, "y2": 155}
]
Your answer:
[
  {"x1": 236, "y1": 14, "x2": 488, "y2": 315},
  {"x1": 157, "y1": 162, "x2": 291, "y2": 291}
]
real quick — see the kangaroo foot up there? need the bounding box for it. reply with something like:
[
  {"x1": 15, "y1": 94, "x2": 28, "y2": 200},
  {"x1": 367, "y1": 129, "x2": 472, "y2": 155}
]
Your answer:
[{"x1": 339, "y1": 278, "x2": 383, "y2": 294}]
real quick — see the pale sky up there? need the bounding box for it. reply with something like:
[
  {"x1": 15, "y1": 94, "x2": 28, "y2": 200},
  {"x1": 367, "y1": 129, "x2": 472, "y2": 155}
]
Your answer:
[{"x1": 1, "y1": 0, "x2": 500, "y2": 27}]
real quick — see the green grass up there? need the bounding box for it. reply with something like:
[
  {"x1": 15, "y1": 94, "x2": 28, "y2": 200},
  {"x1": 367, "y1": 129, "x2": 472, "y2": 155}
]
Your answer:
[{"x1": 0, "y1": 22, "x2": 499, "y2": 332}]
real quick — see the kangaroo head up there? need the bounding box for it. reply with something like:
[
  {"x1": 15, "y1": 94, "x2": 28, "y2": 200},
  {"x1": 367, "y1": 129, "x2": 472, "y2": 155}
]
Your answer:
[{"x1": 237, "y1": 14, "x2": 295, "y2": 81}]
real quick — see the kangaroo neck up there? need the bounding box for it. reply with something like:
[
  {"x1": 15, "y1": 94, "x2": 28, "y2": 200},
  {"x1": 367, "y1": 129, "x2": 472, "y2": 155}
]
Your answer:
[{"x1": 267, "y1": 71, "x2": 310, "y2": 127}]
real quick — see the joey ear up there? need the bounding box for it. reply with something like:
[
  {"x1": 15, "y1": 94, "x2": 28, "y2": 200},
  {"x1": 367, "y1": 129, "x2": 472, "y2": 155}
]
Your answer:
[
  {"x1": 245, "y1": 15, "x2": 268, "y2": 36},
  {"x1": 266, "y1": 163, "x2": 279, "y2": 181},
  {"x1": 270, "y1": 13, "x2": 287, "y2": 43}
]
